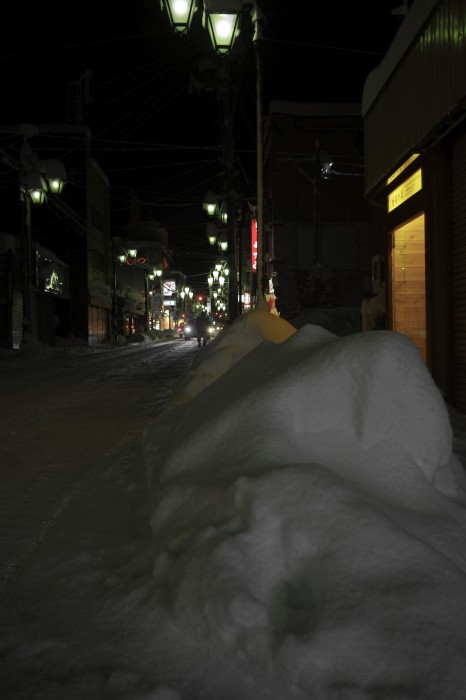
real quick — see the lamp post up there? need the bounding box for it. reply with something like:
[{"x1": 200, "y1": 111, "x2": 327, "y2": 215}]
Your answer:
[
  {"x1": 253, "y1": 10, "x2": 265, "y2": 306},
  {"x1": 208, "y1": 259, "x2": 229, "y2": 317},
  {"x1": 180, "y1": 284, "x2": 193, "y2": 318},
  {"x1": 111, "y1": 241, "x2": 165, "y2": 338},
  {"x1": 203, "y1": 190, "x2": 219, "y2": 217},
  {"x1": 160, "y1": 0, "x2": 266, "y2": 311},
  {"x1": 144, "y1": 271, "x2": 151, "y2": 332},
  {"x1": 17, "y1": 136, "x2": 66, "y2": 339},
  {"x1": 111, "y1": 247, "x2": 119, "y2": 341},
  {"x1": 145, "y1": 262, "x2": 163, "y2": 330}
]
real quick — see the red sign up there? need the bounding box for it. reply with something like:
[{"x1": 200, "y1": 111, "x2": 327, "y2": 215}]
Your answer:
[{"x1": 251, "y1": 219, "x2": 257, "y2": 273}]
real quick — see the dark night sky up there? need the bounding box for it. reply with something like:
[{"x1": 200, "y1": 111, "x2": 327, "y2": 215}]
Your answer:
[{"x1": 1, "y1": 1, "x2": 406, "y2": 283}]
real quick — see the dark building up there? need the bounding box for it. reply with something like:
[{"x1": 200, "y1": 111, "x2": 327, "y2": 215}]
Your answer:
[
  {"x1": 0, "y1": 127, "x2": 175, "y2": 348},
  {"x1": 362, "y1": 0, "x2": 466, "y2": 409},
  {"x1": 262, "y1": 102, "x2": 384, "y2": 322},
  {"x1": 0, "y1": 125, "x2": 111, "y2": 348}
]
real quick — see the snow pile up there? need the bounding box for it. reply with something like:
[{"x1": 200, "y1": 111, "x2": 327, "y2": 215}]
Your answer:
[
  {"x1": 165, "y1": 305, "x2": 297, "y2": 408},
  {"x1": 142, "y1": 310, "x2": 466, "y2": 700}
]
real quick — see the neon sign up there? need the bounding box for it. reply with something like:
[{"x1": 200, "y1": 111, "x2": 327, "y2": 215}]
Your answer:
[{"x1": 251, "y1": 219, "x2": 257, "y2": 273}]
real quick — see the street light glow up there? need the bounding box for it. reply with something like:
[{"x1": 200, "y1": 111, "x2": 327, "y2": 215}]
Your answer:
[
  {"x1": 173, "y1": 0, "x2": 188, "y2": 13},
  {"x1": 215, "y1": 15, "x2": 234, "y2": 38},
  {"x1": 161, "y1": 0, "x2": 197, "y2": 34},
  {"x1": 203, "y1": 9, "x2": 240, "y2": 54}
]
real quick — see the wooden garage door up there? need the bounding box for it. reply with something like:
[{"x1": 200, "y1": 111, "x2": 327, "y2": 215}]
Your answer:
[
  {"x1": 391, "y1": 214, "x2": 426, "y2": 363},
  {"x1": 451, "y1": 131, "x2": 466, "y2": 410}
]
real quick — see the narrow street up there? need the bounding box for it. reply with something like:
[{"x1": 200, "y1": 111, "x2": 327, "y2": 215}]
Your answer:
[
  {"x1": 0, "y1": 338, "x2": 199, "y2": 699},
  {"x1": 0, "y1": 338, "x2": 197, "y2": 595}
]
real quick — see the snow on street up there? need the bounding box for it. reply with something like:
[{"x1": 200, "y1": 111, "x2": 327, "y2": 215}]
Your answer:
[
  {"x1": 2, "y1": 318, "x2": 466, "y2": 700},
  {"x1": 0, "y1": 338, "x2": 196, "y2": 698}
]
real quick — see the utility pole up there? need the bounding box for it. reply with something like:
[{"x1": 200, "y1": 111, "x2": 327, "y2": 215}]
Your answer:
[
  {"x1": 219, "y1": 63, "x2": 239, "y2": 321},
  {"x1": 313, "y1": 144, "x2": 322, "y2": 308},
  {"x1": 20, "y1": 189, "x2": 34, "y2": 337},
  {"x1": 254, "y1": 33, "x2": 264, "y2": 305}
]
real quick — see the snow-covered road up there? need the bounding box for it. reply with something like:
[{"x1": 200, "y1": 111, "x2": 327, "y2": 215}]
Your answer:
[
  {"x1": 2, "y1": 324, "x2": 466, "y2": 700},
  {"x1": 0, "y1": 339, "x2": 201, "y2": 700},
  {"x1": 0, "y1": 339, "x2": 196, "y2": 596}
]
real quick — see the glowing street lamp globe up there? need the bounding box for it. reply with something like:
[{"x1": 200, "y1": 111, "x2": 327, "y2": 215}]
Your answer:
[
  {"x1": 202, "y1": 0, "x2": 242, "y2": 54},
  {"x1": 23, "y1": 171, "x2": 47, "y2": 205},
  {"x1": 160, "y1": 0, "x2": 197, "y2": 34},
  {"x1": 203, "y1": 190, "x2": 219, "y2": 217},
  {"x1": 44, "y1": 158, "x2": 66, "y2": 194}
]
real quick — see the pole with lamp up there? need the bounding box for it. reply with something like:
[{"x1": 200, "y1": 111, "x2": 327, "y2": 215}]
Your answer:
[
  {"x1": 160, "y1": 0, "x2": 266, "y2": 311},
  {"x1": 180, "y1": 284, "x2": 193, "y2": 318},
  {"x1": 147, "y1": 268, "x2": 159, "y2": 330},
  {"x1": 18, "y1": 137, "x2": 66, "y2": 339},
  {"x1": 151, "y1": 263, "x2": 163, "y2": 330},
  {"x1": 219, "y1": 74, "x2": 239, "y2": 321},
  {"x1": 143, "y1": 266, "x2": 161, "y2": 332},
  {"x1": 253, "y1": 3, "x2": 265, "y2": 307},
  {"x1": 111, "y1": 240, "x2": 120, "y2": 341},
  {"x1": 111, "y1": 242, "x2": 155, "y2": 339},
  {"x1": 203, "y1": 190, "x2": 219, "y2": 218},
  {"x1": 111, "y1": 237, "x2": 132, "y2": 341},
  {"x1": 207, "y1": 260, "x2": 229, "y2": 317},
  {"x1": 144, "y1": 271, "x2": 151, "y2": 332}
]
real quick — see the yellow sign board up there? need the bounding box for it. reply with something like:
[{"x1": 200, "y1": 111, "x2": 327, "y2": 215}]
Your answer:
[{"x1": 388, "y1": 168, "x2": 422, "y2": 213}]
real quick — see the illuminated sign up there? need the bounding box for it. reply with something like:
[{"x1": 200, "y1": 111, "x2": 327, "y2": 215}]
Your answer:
[
  {"x1": 163, "y1": 279, "x2": 176, "y2": 296},
  {"x1": 39, "y1": 260, "x2": 63, "y2": 295},
  {"x1": 123, "y1": 256, "x2": 148, "y2": 266},
  {"x1": 388, "y1": 168, "x2": 422, "y2": 212},
  {"x1": 45, "y1": 270, "x2": 63, "y2": 294},
  {"x1": 386, "y1": 153, "x2": 420, "y2": 186},
  {"x1": 251, "y1": 219, "x2": 257, "y2": 272}
]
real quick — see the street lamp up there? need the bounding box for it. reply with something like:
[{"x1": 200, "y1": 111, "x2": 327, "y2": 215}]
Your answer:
[
  {"x1": 203, "y1": 190, "x2": 219, "y2": 217},
  {"x1": 111, "y1": 239, "x2": 165, "y2": 339},
  {"x1": 217, "y1": 229, "x2": 228, "y2": 252},
  {"x1": 180, "y1": 284, "x2": 193, "y2": 317},
  {"x1": 208, "y1": 259, "x2": 229, "y2": 315},
  {"x1": 18, "y1": 137, "x2": 66, "y2": 338},
  {"x1": 206, "y1": 222, "x2": 217, "y2": 246},
  {"x1": 160, "y1": 0, "x2": 197, "y2": 34},
  {"x1": 219, "y1": 199, "x2": 228, "y2": 224},
  {"x1": 20, "y1": 139, "x2": 67, "y2": 204},
  {"x1": 161, "y1": 0, "x2": 241, "y2": 50},
  {"x1": 111, "y1": 240, "x2": 138, "y2": 341},
  {"x1": 202, "y1": 0, "x2": 241, "y2": 54},
  {"x1": 160, "y1": 0, "x2": 266, "y2": 311},
  {"x1": 23, "y1": 171, "x2": 47, "y2": 205}
]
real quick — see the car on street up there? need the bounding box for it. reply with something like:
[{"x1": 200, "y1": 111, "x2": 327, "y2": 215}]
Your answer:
[
  {"x1": 181, "y1": 319, "x2": 197, "y2": 340},
  {"x1": 181, "y1": 316, "x2": 220, "y2": 341}
]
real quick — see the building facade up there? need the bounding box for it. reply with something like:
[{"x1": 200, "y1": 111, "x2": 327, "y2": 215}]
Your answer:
[{"x1": 362, "y1": 0, "x2": 466, "y2": 409}]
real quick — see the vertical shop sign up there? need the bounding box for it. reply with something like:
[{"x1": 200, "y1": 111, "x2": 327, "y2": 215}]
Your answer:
[{"x1": 251, "y1": 219, "x2": 257, "y2": 273}]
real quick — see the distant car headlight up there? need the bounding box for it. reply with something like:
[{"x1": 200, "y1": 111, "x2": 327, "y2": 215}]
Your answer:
[{"x1": 185, "y1": 325, "x2": 192, "y2": 333}]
